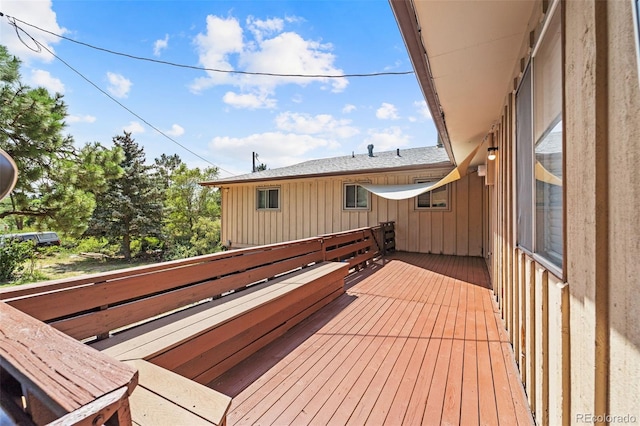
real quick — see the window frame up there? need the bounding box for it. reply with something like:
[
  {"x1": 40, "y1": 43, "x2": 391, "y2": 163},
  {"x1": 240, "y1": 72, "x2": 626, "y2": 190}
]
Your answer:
[
  {"x1": 343, "y1": 183, "x2": 370, "y2": 211},
  {"x1": 515, "y1": 2, "x2": 564, "y2": 277},
  {"x1": 414, "y1": 179, "x2": 451, "y2": 211},
  {"x1": 256, "y1": 186, "x2": 280, "y2": 211}
]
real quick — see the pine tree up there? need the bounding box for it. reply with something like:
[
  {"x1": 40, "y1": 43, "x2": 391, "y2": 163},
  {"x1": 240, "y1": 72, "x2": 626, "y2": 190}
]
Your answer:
[
  {"x1": 0, "y1": 45, "x2": 122, "y2": 235},
  {"x1": 86, "y1": 132, "x2": 163, "y2": 259}
]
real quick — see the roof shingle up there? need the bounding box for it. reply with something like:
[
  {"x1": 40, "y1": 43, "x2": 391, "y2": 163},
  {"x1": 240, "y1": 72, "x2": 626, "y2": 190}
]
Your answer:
[{"x1": 203, "y1": 146, "x2": 451, "y2": 185}]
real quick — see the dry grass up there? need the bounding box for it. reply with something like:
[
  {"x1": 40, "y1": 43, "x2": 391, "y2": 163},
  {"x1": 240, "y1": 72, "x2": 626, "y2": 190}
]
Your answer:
[{"x1": 0, "y1": 253, "x2": 157, "y2": 288}]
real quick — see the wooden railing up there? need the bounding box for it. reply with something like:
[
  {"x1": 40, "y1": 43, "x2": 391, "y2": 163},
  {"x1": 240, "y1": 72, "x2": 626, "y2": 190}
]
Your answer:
[
  {"x1": 0, "y1": 302, "x2": 138, "y2": 425},
  {"x1": 322, "y1": 221, "x2": 395, "y2": 267},
  {"x1": 0, "y1": 224, "x2": 394, "y2": 425}
]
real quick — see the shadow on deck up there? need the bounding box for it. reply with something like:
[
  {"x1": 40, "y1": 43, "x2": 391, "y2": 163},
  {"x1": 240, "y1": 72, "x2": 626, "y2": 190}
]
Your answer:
[{"x1": 209, "y1": 252, "x2": 533, "y2": 425}]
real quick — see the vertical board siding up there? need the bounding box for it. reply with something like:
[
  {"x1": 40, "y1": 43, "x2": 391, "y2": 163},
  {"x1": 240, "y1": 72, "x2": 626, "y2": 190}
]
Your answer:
[
  {"x1": 221, "y1": 170, "x2": 485, "y2": 256},
  {"x1": 490, "y1": 51, "x2": 576, "y2": 424},
  {"x1": 456, "y1": 169, "x2": 470, "y2": 256},
  {"x1": 547, "y1": 276, "x2": 569, "y2": 426},
  {"x1": 534, "y1": 266, "x2": 549, "y2": 426}
]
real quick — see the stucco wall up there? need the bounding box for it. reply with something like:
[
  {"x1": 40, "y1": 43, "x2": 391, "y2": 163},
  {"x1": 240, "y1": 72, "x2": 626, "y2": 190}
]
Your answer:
[{"x1": 220, "y1": 168, "x2": 486, "y2": 257}]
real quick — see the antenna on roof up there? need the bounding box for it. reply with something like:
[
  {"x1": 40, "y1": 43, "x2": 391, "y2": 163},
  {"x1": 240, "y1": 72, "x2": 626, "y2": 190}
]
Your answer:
[{"x1": 252, "y1": 152, "x2": 258, "y2": 172}]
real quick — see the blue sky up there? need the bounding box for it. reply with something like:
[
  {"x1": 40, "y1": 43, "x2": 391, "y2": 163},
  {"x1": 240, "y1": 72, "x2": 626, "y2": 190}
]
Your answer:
[{"x1": 1, "y1": 0, "x2": 437, "y2": 177}]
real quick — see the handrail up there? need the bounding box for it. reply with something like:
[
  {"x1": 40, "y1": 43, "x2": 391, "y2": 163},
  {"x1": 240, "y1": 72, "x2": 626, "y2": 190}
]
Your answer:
[{"x1": 0, "y1": 301, "x2": 138, "y2": 425}]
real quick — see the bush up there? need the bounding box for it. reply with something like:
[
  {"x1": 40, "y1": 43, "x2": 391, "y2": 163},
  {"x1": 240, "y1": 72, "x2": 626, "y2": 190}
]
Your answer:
[
  {"x1": 72, "y1": 237, "x2": 118, "y2": 257},
  {"x1": 0, "y1": 240, "x2": 35, "y2": 281},
  {"x1": 162, "y1": 243, "x2": 198, "y2": 261}
]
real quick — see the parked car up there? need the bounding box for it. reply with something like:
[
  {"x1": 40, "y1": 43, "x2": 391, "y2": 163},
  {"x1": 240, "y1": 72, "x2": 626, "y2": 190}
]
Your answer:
[{"x1": 0, "y1": 232, "x2": 61, "y2": 247}]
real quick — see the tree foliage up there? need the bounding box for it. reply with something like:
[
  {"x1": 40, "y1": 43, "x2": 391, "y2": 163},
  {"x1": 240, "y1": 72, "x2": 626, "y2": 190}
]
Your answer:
[
  {"x1": 0, "y1": 45, "x2": 122, "y2": 235},
  {"x1": 0, "y1": 44, "x2": 223, "y2": 267},
  {"x1": 0, "y1": 239, "x2": 34, "y2": 281},
  {"x1": 85, "y1": 132, "x2": 163, "y2": 259},
  {"x1": 162, "y1": 159, "x2": 221, "y2": 257}
]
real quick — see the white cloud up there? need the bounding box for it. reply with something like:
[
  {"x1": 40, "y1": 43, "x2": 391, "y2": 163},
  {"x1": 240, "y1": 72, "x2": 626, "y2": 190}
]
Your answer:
[
  {"x1": 30, "y1": 69, "x2": 64, "y2": 94},
  {"x1": 363, "y1": 127, "x2": 411, "y2": 152},
  {"x1": 376, "y1": 103, "x2": 399, "y2": 120},
  {"x1": 67, "y1": 115, "x2": 96, "y2": 123},
  {"x1": 0, "y1": 1, "x2": 67, "y2": 63},
  {"x1": 210, "y1": 131, "x2": 340, "y2": 169},
  {"x1": 153, "y1": 34, "x2": 169, "y2": 56},
  {"x1": 275, "y1": 112, "x2": 359, "y2": 138},
  {"x1": 165, "y1": 124, "x2": 185, "y2": 137},
  {"x1": 191, "y1": 14, "x2": 348, "y2": 107},
  {"x1": 342, "y1": 104, "x2": 356, "y2": 114},
  {"x1": 246, "y1": 16, "x2": 284, "y2": 42},
  {"x1": 107, "y1": 72, "x2": 132, "y2": 98},
  {"x1": 223, "y1": 91, "x2": 277, "y2": 109},
  {"x1": 190, "y1": 15, "x2": 243, "y2": 92},
  {"x1": 123, "y1": 121, "x2": 145, "y2": 134},
  {"x1": 413, "y1": 100, "x2": 432, "y2": 120},
  {"x1": 242, "y1": 32, "x2": 347, "y2": 92}
]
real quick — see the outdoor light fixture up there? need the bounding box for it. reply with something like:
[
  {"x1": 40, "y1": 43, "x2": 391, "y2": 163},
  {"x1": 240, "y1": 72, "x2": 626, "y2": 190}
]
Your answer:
[{"x1": 487, "y1": 146, "x2": 498, "y2": 161}]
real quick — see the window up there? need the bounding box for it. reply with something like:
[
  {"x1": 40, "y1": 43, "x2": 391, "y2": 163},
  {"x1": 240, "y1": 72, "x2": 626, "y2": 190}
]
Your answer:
[
  {"x1": 257, "y1": 187, "x2": 279, "y2": 210},
  {"x1": 344, "y1": 184, "x2": 369, "y2": 210},
  {"x1": 516, "y1": 6, "x2": 563, "y2": 270},
  {"x1": 415, "y1": 180, "x2": 449, "y2": 209}
]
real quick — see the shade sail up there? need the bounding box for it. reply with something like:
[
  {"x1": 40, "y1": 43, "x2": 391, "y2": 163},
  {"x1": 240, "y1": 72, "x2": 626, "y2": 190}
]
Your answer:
[
  {"x1": 535, "y1": 161, "x2": 562, "y2": 186},
  {"x1": 360, "y1": 143, "x2": 482, "y2": 200}
]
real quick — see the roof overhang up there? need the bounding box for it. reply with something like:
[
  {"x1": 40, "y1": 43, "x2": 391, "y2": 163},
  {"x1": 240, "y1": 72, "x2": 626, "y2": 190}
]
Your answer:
[
  {"x1": 202, "y1": 162, "x2": 452, "y2": 186},
  {"x1": 390, "y1": 0, "x2": 539, "y2": 165}
]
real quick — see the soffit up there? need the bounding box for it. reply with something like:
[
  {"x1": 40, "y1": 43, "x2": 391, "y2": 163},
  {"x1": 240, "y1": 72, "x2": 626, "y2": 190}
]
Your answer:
[{"x1": 412, "y1": 0, "x2": 537, "y2": 163}]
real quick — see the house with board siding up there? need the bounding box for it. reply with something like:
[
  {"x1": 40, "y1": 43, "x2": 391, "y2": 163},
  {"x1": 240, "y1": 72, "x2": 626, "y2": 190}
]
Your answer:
[
  {"x1": 205, "y1": 0, "x2": 640, "y2": 423},
  {"x1": 202, "y1": 145, "x2": 487, "y2": 256}
]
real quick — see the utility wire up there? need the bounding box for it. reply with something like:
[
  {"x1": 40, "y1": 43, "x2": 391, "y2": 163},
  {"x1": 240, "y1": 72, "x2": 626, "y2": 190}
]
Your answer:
[
  {"x1": 1, "y1": 12, "x2": 414, "y2": 78},
  {"x1": 3, "y1": 13, "x2": 234, "y2": 176}
]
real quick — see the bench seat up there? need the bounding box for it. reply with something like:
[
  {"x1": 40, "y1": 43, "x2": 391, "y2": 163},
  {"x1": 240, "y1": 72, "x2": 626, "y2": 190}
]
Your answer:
[
  {"x1": 124, "y1": 359, "x2": 231, "y2": 426},
  {"x1": 93, "y1": 261, "x2": 348, "y2": 385}
]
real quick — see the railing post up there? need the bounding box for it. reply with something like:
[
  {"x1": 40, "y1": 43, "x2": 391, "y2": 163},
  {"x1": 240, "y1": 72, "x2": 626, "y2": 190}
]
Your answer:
[{"x1": 321, "y1": 238, "x2": 327, "y2": 261}]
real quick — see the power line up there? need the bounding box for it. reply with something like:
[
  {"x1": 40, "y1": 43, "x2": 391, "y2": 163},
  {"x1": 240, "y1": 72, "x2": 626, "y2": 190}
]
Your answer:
[
  {"x1": 1, "y1": 12, "x2": 415, "y2": 78},
  {"x1": 3, "y1": 13, "x2": 235, "y2": 176}
]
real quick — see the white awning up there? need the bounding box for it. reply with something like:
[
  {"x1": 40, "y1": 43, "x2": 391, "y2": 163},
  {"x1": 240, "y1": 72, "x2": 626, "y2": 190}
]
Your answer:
[
  {"x1": 535, "y1": 161, "x2": 562, "y2": 186},
  {"x1": 360, "y1": 143, "x2": 481, "y2": 200}
]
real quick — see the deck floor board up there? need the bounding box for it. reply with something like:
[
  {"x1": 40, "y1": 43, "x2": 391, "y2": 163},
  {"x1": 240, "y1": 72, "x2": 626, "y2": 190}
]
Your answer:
[{"x1": 209, "y1": 253, "x2": 533, "y2": 425}]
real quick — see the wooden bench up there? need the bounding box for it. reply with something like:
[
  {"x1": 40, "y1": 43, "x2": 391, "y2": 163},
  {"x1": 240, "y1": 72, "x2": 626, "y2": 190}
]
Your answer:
[
  {"x1": 123, "y1": 360, "x2": 230, "y2": 426},
  {"x1": 91, "y1": 262, "x2": 347, "y2": 384},
  {"x1": 89, "y1": 261, "x2": 346, "y2": 425}
]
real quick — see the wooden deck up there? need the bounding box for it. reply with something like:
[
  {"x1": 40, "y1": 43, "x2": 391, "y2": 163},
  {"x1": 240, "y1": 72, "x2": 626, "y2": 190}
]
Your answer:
[{"x1": 208, "y1": 253, "x2": 533, "y2": 425}]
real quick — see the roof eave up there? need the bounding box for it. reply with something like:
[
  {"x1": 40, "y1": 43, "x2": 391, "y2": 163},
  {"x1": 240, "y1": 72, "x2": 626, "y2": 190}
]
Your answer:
[
  {"x1": 388, "y1": 0, "x2": 456, "y2": 165},
  {"x1": 200, "y1": 161, "x2": 453, "y2": 187}
]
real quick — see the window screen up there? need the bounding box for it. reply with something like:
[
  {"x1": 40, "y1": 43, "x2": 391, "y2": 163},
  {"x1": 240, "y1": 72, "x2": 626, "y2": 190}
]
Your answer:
[
  {"x1": 344, "y1": 184, "x2": 369, "y2": 209},
  {"x1": 516, "y1": 65, "x2": 534, "y2": 252},
  {"x1": 415, "y1": 181, "x2": 449, "y2": 209},
  {"x1": 257, "y1": 188, "x2": 279, "y2": 209},
  {"x1": 534, "y1": 9, "x2": 563, "y2": 267}
]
